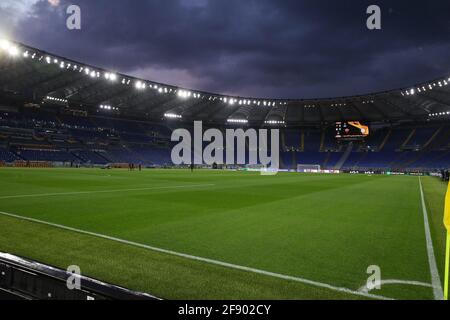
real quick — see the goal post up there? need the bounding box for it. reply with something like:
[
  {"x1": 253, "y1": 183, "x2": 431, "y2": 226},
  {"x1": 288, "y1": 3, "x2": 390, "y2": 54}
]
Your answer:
[{"x1": 297, "y1": 164, "x2": 321, "y2": 173}]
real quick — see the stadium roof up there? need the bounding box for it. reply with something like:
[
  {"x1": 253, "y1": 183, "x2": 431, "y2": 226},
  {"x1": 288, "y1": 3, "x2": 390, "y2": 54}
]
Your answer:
[{"x1": 1, "y1": 39, "x2": 450, "y2": 126}]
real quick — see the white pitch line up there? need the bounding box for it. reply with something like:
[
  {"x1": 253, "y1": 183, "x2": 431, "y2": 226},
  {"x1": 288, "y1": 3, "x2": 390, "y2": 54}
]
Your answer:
[
  {"x1": 0, "y1": 184, "x2": 216, "y2": 200},
  {"x1": 418, "y1": 177, "x2": 444, "y2": 300},
  {"x1": 358, "y1": 279, "x2": 433, "y2": 294},
  {"x1": 0, "y1": 210, "x2": 393, "y2": 300}
]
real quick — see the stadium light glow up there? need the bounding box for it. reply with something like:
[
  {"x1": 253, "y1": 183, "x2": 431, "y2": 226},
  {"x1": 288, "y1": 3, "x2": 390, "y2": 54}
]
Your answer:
[
  {"x1": 45, "y1": 96, "x2": 67, "y2": 104},
  {"x1": 164, "y1": 113, "x2": 182, "y2": 119},
  {"x1": 135, "y1": 81, "x2": 146, "y2": 89},
  {"x1": 265, "y1": 120, "x2": 285, "y2": 125},
  {"x1": 429, "y1": 111, "x2": 450, "y2": 118},
  {"x1": 177, "y1": 90, "x2": 191, "y2": 99},
  {"x1": 0, "y1": 39, "x2": 10, "y2": 50},
  {"x1": 104, "y1": 72, "x2": 117, "y2": 81},
  {"x1": 227, "y1": 119, "x2": 248, "y2": 124},
  {"x1": 0, "y1": 39, "x2": 19, "y2": 57},
  {"x1": 100, "y1": 104, "x2": 118, "y2": 111}
]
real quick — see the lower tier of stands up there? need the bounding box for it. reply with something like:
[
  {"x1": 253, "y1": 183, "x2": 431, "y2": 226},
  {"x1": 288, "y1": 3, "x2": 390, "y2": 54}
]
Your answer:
[
  {"x1": 1, "y1": 109, "x2": 450, "y2": 170},
  {"x1": 1, "y1": 147, "x2": 449, "y2": 171}
]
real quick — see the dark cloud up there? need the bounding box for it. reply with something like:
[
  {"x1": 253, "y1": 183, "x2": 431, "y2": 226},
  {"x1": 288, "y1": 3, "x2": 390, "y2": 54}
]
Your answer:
[{"x1": 4, "y1": 0, "x2": 450, "y2": 98}]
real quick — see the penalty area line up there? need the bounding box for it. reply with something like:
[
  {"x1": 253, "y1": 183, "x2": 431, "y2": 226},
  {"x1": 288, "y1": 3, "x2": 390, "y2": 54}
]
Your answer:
[
  {"x1": 0, "y1": 210, "x2": 393, "y2": 300},
  {"x1": 0, "y1": 184, "x2": 216, "y2": 200}
]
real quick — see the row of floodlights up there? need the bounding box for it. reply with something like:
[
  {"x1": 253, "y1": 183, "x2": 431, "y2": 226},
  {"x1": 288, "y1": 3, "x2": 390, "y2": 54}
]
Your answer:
[
  {"x1": 164, "y1": 113, "x2": 182, "y2": 119},
  {"x1": 218, "y1": 97, "x2": 281, "y2": 107},
  {"x1": 227, "y1": 119, "x2": 248, "y2": 124},
  {"x1": 401, "y1": 79, "x2": 450, "y2": 96},
  {"x1": 1, "y1": 39, "x2": 292, "y2": 109},
  {"x1": 429, "y1": 112, "x2": 450, "y2": 117},
  {"x1": 45, "y1": 96, "x2": 67, "y2": 104},
  {"x1": 99, "y1": 105, "x2": 118, "y2": 111},
  {"x1": 0, "y1": 39, "x2": 19, "y2": 56},
  {"x1": 11, "y1": 39, "x2": 438, "y2": 108},
  {"x1": 265, "y1": 120, "x2": 285, "y2": 125}
]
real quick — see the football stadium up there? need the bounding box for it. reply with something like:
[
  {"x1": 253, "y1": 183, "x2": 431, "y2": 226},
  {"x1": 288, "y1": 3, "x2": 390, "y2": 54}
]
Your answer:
[{"x1": 1, "y1": 2, "x2": 450, "y2": 305}]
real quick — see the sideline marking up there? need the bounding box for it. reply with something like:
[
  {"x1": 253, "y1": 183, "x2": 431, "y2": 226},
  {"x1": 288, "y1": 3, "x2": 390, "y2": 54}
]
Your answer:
[
  {"x1": 0, "y1": 210, "x2": 392, "y2": 300},
  {"x1": 0, "y1": 184, "x2": 216, "y2": 200},
  {"x1": 358, "y1": 279, "x2": 432, "y2": 293},
  {"x1": 418, "y1": 177, "x2": 444, "y2": 300}
]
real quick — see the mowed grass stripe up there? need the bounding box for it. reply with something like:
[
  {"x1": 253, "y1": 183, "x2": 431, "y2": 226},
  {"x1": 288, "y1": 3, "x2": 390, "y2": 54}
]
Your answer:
[
  {"x1": 0, "y1": 210, "x2": 392, "y2": 300},
  {"x1": 0, "y1": 213, "x2": 369, "y2": 300},
  {"x1": 0, "y1": 183, "x2": 216, "y2": 200}
]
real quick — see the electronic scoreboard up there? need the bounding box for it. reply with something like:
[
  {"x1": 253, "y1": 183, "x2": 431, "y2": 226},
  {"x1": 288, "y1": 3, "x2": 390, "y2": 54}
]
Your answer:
[{"x1": 335, "y1": 121, "x2": 369, "y2": 140}]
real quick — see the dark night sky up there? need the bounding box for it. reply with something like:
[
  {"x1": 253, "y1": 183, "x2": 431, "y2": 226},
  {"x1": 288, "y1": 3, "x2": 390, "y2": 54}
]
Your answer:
[{"x1": 1, "y1": 0, "x2": 450, "y2": 99}]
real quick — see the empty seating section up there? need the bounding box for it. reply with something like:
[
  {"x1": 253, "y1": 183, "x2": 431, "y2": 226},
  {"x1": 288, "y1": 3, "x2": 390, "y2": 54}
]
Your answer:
[
  {"x1": 0, "y1": 148, "x2": 19, "y2": 162},
  {"x1": 296, "y1": 152, "x2": 326, "y2": 166},
  {"x1": 102, "y1": 149, "x2": 138, "y2": 164},
  {"x1": 0, "y1": 110, "x2": 172, "y2": 166},
  {"x1": 382, "y1": 128, "x2": 411, "y2": 151},
  {"x1": 364, "y1": 128, "x2": 386, "y2": 150},
  {"x1": 59, "y1": 114, "x2": 95, "y2": 129},
  {"x1": 406, "y1": 127, "x2": 437, "y2": 148},
  {"x1": 72, "y1": 150, "x2": 109, "y2": 164},
  {"x1": 129, "y1": 146, "x2": 172, "y2": 165},
  {"x1": 17, "y1": 149, "x2": 79, "y2": 162},
  {"x1": 120, "y1": 133, "x2": 153, "y2": 143},
  {"x1": 322, "y1": 128, "x2": 339, "y2": 151},
  {"x1": 284, "y1": 129, "x2": 300, "y2": 149},
  {"x1": 281, "y1": 152, "x2": 293, "y2": 169},
  {"x1": 303, "y1": 130, "x2": 321, "y2": 152},
  {"x1": 326, "y1": 152, "x2": 343, "y2": 168}
]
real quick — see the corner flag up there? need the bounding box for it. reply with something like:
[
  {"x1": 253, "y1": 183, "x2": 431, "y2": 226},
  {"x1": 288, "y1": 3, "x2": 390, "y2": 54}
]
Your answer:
[
  {"x1": 444, "y1": 183, "x2": 450, "y2": 300},
  {"x1": 445, "y1": 183, "x2": 450, "y2": 230}
]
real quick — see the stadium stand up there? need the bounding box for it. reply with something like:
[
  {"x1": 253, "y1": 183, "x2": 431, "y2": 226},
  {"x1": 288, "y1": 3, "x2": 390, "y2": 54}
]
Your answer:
[{"x1": 1, "y1": 107, "x2": 450, "y2": 171}]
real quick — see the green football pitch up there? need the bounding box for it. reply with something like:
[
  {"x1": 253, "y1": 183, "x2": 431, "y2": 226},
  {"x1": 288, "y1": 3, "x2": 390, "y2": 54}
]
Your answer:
[{"x1": 0, "y1": 168, "x2": 447, "y2": 300}]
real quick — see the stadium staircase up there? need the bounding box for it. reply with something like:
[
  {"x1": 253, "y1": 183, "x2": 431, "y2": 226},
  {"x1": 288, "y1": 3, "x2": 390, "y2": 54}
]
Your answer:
[
  {"x1": 95, "y1": 151, "x2": 112, "y2": 163},
  {"x1": 319, "y1": 131, "x2": 325, "y2": 152},
  {"x1": 354, "y1": 152, "x2": 368, "y2": 169},
  {"x1": 401, "y1": 128, "x2": 416, "y2": 149},
  {"x1": 323, "y1": 152, "x2": 331, "y2": 168},
  {"x1": 55, "y1": 115, "x2": 63, "y2": 126},
  {"x1": 378, "y1": 129, "x2": 392, "y2": 151},
  {"x1": 398, "y1": 127, "x2": 448, "y2": 169},
  {"x1": 129, "y1": 146, "x2": 152, "y2": 164},
  {"x1": 281, "y1": 131, "x2": 287, "y2": 151},
  {"x1": 334, "y1": 142, "x2": 353, "y2": 170},
  {"x1": 422, "y1": 127, "x2": 443, "y2": 149},
  {"x1": 300, "y1": 131, "x2": 305, "y2": 152}
]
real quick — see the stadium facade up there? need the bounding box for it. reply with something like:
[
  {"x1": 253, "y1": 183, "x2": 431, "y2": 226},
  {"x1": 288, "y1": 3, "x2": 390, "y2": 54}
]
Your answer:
[{"x1": 1, "y1": 39, "x2": 450, "y2": 172}]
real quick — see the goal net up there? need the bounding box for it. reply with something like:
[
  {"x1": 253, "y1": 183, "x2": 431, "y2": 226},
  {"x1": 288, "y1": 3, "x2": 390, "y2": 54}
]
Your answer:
[
  {"x1": 297, "y1": 164, "x2": 321, "y2": 173},
  {"x1": 244, "y1": 164, "x2": 266, "y2": 172}
]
